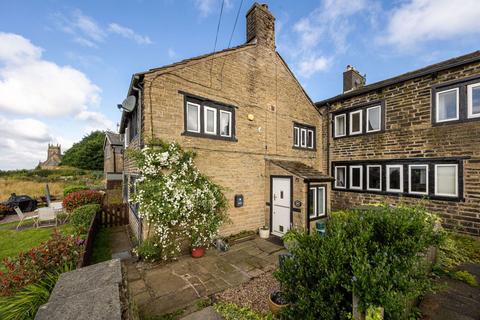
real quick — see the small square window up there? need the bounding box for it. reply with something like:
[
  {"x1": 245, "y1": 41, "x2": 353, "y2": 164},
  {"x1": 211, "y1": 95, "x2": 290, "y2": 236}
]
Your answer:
[
  {"x1": 366, "y1": 105, "x2": 381, "y2": 132},
  {"x1": 293, "y1": 127, "x2": 299, "y2": 147},
  {"x1": 300, "y1": 129, "x2": 307, "y2": 147},
  {"x1": 436, "y1": 88, "x2": 459, "y2": 122},
  {"x1": 204, "y1": 106, "x2": 217, "y2": 135},
  {"x1": 435, "y1": 164, "x2": 458, "y2": 197},
  {"x1": 409, "y1": 165, "x2": 428, "y2": 195},
  {"x1": 386, "y1": 165, "x2": 403, "y2": 193},
  {"x1": 467, "y1": 83, "x2": 480, "y2": 119},
  {"x1": 367, "y1": 165, "x2": 381, "y2": 191},
  {"x1": 334, "y1": 114, "x2": 346, "y2": 137},
  {"x1": 349, "y1": 110, "x2": 363, "y2": 135},
  {"x1": 307, "y1": 130, "x2": 314, "y2": 149},
  {"x1": 349, "y1": 165, "x2": 363, "y2": 190},
  {"x1": 186, "y1": 102, "x2": 200, "y2": 133},
  {"x1": 219, "y1": 110, "x2": 232, "y2": 137},
  {"x1": 335, "y1": 166, "x2": 346, "y2": 189}
]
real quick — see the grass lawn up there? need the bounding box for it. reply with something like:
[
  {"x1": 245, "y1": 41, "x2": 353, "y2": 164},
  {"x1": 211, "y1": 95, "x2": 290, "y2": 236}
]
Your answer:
[
  {"x1": 0, "y1": 221, "x2": 74, "y2": 263},
  {"x1": 91, "y1": 227, "x2": 112, "y2": 264}
]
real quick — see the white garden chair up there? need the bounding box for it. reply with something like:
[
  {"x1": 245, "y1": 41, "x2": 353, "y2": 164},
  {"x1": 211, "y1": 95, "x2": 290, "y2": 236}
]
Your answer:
[
  {"x1": 14, "y1": 206, "x2": 38, "y2": 230},
  {"x1": 35, "y1": 207, "x2": 58, "y2": 228}
]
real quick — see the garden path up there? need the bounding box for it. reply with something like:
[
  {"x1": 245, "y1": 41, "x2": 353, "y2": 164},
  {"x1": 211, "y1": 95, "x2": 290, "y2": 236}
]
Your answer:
[
  {"x1": 126, "y1": 237, "x2": 285, "y2": 318},
  {"x1": 420, "y1": 263, "x2": 480, "y2": 320}
]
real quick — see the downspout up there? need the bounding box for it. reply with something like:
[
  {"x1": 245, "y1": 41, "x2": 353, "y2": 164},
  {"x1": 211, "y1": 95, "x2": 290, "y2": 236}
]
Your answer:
[
  {"x1": 326, "y1": 103, "x2": 331, "y2": 176},
  {"x1": 131, "y1": 76, "x2": 144, "y2": 148}
]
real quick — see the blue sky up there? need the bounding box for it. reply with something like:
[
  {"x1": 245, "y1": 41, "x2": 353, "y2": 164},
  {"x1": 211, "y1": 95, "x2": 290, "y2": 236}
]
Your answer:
[{"x1": 0, "y1": 0, "x2": 479, "y2": 169}]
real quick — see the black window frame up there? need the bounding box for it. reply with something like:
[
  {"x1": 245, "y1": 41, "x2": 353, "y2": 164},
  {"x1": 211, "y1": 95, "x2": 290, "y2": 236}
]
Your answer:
[
  {"x1": 293, "y1": 122, "x2": 316, "y2": 151},
  {"x1": 180, "y1": 91, "x2": 237, "y2": 142},
  {"x1": 332, "y1": 100, "x2": 386, "y2": 139},
  {"x1": 331, "y1": 157, "x2": 466, "y2": 202},
  {"x1": 432, "y1": 75, "x2": 480, "y2": 126}
]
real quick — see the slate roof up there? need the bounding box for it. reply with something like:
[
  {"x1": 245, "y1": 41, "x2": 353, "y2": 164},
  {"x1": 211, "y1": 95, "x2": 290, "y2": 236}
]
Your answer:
[
  {"x1": 316, "y1": 50, "x2": 480, "y2": 107},
  {"x1": 269, "y1": 159, "x2": 333, "y2": 181},
  {"x1": 105, "y1": 132, "x2": 124, "y2": 146}
]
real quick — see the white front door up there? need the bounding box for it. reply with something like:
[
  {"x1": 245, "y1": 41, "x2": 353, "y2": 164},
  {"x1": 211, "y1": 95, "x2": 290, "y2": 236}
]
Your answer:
[{"x1": 271, "y1": 177, "x2": 291, "y2": 237}]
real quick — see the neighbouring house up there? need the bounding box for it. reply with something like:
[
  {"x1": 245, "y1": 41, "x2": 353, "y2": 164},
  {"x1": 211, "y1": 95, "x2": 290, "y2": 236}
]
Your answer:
[
  {"x1": 38, "y1": 144, "x2": 62, "y2": 169},
  {"x1": 104, "y1": 132, "x2": 124, "y2": 187},
  {"x1": 118, "y1": 3, "x2": 333, "y2": 241},
  {"x1": 316, "y1": 51, "x2": 480, "y2": 236}
]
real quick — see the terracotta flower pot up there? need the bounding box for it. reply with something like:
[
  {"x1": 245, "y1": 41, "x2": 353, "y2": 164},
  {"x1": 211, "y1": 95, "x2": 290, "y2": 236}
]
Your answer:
[
  {"x1": 268, "y1": 291, "x2": 288, "y2": 315},
  {"x1": 191, "y1": 247, "x2": 206, "y2": 258}
]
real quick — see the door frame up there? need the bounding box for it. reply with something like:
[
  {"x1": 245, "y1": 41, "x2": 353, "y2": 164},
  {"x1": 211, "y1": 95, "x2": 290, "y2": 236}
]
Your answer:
[{"x1": 269, "y1": 175, "x2": 293, "y2": 235}]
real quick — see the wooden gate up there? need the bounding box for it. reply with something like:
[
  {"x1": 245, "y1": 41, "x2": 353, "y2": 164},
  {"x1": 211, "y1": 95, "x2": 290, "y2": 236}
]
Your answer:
[{"x1": 100, "y1": 204, "x2": 128, "y2": 227}]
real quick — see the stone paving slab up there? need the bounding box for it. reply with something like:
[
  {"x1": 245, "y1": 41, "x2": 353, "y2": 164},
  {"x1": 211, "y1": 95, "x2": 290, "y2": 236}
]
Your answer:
[
  {"x1": 180, "y1": 306, "x2": 222, "y2": 320},
  {"x1": 128, "y1": 237, "x2": 285, "y2": 318}
]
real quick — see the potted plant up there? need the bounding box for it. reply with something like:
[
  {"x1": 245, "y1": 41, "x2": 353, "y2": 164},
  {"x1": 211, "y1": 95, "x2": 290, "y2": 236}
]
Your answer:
[
  {"x1": 268, "y1": 291, "x2": 288, "y2": 315},
  {"x1": 282, "y1": 230, "x2": 298, "y2": 250},
  {"x1": 191, "y1": 233, "x2": 208, "y2": 258},
  {"x1": 259, "y1": 225, "x2": 270, "y2": 239}
]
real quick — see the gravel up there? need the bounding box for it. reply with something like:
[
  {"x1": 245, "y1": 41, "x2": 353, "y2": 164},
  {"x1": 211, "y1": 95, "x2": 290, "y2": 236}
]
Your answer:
[{"x1": 214, "y1": 271, "x2": 279, "y2": 313}]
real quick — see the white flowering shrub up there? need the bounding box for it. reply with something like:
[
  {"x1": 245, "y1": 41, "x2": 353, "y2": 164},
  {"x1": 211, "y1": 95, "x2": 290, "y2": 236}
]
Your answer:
[{"x1": 129, "y1": 140, "x2": 228, "y2": 261}]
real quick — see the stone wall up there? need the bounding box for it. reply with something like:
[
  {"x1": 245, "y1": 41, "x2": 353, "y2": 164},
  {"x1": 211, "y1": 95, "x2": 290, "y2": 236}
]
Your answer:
[{"x1": 323, "y1": 61, "x2": 480, "y2": 235}]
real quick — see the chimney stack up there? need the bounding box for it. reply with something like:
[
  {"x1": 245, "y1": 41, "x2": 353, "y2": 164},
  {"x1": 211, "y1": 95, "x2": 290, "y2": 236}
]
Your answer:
[
  {"x1": 246, "y1": 3, "x2": 275, "y2": 50},
  {"x1": 343, "y1": 65, "x2": 365, "y2": 92}
]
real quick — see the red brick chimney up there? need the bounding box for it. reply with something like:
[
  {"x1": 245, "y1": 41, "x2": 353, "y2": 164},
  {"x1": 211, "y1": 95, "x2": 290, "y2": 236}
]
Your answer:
[{"x1": 246, "y1": 3, "x2": 275, "y2": 50}]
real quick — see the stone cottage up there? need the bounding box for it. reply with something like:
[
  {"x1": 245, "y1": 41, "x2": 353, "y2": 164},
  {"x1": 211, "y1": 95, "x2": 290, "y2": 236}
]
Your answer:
[
  {"x1": 119, "y1": 3, "x2": 332, "y2": 241},
  {"x1": 104, "y1": 132, "x2": 124, "y2": 189},
  {"x1": 316, "y1": 51, "x2": 480, "y2": 236}
]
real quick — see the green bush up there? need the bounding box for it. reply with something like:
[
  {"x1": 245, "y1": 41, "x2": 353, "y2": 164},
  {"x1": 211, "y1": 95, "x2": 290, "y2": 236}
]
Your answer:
[
  {"x1": 70, "y1": 204, "x2": 101, "y2": 235},
  {"x1": 275, "y1": 205, "x2": 442, "y2": 320},
  {"x1": 213, "y1": 303, "x2": 273, "y2": 320},
  {"x1": 451, "y1": 270, "x2": 478, "y2": 286},
  {"x1": 61, "y1": 131, "x2": 105, "y2": 170},
  {"x1": 63, "y1": 185, "x2": 89, "y2": 197},
  {"x1": 133, "y1": 238, "x2": 161, "y2": 262},
  {"x1": 0, "y1": 264, "x2": 73, "y2": 320}
]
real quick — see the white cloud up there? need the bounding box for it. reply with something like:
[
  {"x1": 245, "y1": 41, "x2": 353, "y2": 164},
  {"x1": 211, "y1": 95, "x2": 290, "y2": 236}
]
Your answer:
[
  {"x1": 0, "y1": 32, "x2": 101, "y2": 117},
  {"x1": 298, "y1": 55, "x2": 331, "y2": 78},
  {"x1": 77, "y1": 110, "x2": 115, "y2": 132},
  {"x1": 53, "y1": 10, "x2": 152, "y2": 47},
  {"x1": 108, "y1": 23, "x2": 153, "y2": 45},
  {"x1": 382, "y1": 0, "x2": 480, "y2": 48},
  {"x1": 194, "y1": 0, "x2": 233, "y2": 17}
]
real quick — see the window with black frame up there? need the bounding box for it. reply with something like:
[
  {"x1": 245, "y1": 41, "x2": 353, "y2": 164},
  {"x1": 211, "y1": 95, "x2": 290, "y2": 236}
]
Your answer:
[{"x1": 293, "y1": 122, "x2": 315, "y2": 150}]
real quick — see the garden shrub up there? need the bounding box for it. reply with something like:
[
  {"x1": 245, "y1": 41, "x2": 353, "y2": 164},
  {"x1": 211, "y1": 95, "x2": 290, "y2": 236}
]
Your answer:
[
  {"x1": 133, "y1": 238, "x2": 162, "y2": 262},
  {"x1": 451, "y1": 270, "x2": 478, "y2": 286},
  {"x1": 63, "y1": 185, "x2": 88, "y2": 197},
  {"x1": 62, "y1": 189, "x2": 103, "y2": 212},
  {"x1": 0, "y1": 263, "x2": 73, "y2": 319},
  {"x1": 275, "y1": 205, "x2": 442, "y2": 320},
  {"x1": 214, "y1": 302, "x2": 273, "y2": 320},
  {"x1": 0, "y1": 231, "x2": 81, "y2": 296},
  {"x1": 70, "y1": 204, "x2": 101, "y2": 235},
  {"x1": 129, "y1": 140, "x2": 228, "y2": 260}
]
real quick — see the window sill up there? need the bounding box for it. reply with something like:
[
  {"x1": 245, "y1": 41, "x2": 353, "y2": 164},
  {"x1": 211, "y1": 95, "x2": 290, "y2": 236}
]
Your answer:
[
  {"x1": 432, "y1": 116, "x2": 480, "y2": 126},
  {"x1": 182, "y1": 131, "x2": 237, "y2": 142},
  {"x1": 333, "y1": 129, "x2": 385, "y2": 140},
  {"x1": 292, "y1": 146, "x2": 317, "y2": 152}
]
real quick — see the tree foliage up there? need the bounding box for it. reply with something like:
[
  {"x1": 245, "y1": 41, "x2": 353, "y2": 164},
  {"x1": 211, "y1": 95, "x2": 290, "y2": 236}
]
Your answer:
[{"x1": 61, "y1": 131, "x2": 105, "y2": 170}]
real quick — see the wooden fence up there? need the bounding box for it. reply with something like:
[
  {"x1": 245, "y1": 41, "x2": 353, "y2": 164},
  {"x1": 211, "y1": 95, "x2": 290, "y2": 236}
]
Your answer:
[
  {"x1": 99, "y1": 204, "x2": 128, "y2": 228},
  {"x1": 77, "y1": 212, "x2": 99, "y2": 268}
]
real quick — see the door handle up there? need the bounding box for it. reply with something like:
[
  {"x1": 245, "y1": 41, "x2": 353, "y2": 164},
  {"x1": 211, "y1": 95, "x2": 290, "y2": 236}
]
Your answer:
[{"x1": 273, "y1": 194, "x2": 276, "y2": 200}]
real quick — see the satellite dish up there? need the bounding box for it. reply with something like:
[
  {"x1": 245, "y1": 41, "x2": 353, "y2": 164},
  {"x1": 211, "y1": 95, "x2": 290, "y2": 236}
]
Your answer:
[{"x1": 121, "y1": 95, "x2": 136, "y2": 112}]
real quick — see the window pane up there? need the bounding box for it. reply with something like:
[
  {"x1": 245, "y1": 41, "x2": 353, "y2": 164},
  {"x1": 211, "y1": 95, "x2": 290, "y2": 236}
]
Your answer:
[
  {"x1": 317, "y1": 188, "x2": 324, "y2": 215},
  {"x1": 367, "y1": 107, "x2": 381, "y2": 131},
  {"x1": 389, "y1": 167, "x2": 401, "y2": 190},
  {"x1": 307, "y1": 130, "x2": 314, "y2": 148},
  {"x1": 301, "y1": 129, "x2": 306, "y2": 147},
  {"x1": 335, "y1": 116, "x2": 345, "y2": 136},
  {"x1": 205, "y1": 108, "x2": 216, "y2": 133},
  {"x1": 309, "y1": 188, "x2": 316, "y2": 217},
  {"x1": 336, "y1": 167, "x2": 346, "y2": 187},
  {"x1": 187, "y1": 103, "x2": 199, "y2": 132},
  {"x1": 351, "y1": 112, "x2": 361, "y2": 133},
  {"x1": 472, "y1": 86, "x2": 480, "y2": 115},
  {"x1": 411, "y1": 166, "x2": 427, "y2": 193},
  {"x1": 436, "y1": 165, "x2": 456, "y2": 196},
  {"x1": 351, "y1": 167, "x2": 361, "y2": 188},
  {"x1": 294, "y1": 127, "x2": 299, "y2": 146},
  {"x1": 438, "y1": 90, "x2": 457, "y2": 121},
  {"x1": 220, "y1": 111, "x2": 231, "y2": 136},
  {"x1": 368, "y1": 166, "x2": 381, "y2": 190}
]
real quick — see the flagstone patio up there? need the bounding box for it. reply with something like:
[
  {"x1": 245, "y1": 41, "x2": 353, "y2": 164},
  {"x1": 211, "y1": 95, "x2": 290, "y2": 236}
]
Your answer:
[{"x1": 125, "y1": 237, "x2": 286, "y2": 317}]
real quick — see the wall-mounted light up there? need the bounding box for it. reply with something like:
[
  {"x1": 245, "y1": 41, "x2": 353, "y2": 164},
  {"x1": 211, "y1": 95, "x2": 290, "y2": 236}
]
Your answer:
[{"x1": 248, "y1": 114, "x2": 254, "y2": 121}]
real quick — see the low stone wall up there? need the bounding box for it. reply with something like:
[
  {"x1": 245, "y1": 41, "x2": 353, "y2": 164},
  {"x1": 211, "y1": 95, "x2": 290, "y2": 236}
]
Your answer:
[{"x1": 35, "y1": 259, "x2": 123, "y2": 320}]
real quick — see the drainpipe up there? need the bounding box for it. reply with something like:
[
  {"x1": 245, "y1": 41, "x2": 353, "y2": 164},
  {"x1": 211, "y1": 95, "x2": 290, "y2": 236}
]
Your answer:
[
  {"x1": 326, "y1": 103, "x2": 331, "y2": 175},
  {"x1": 131, "y1": 76, "x2": 144, "y2": 148}
]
